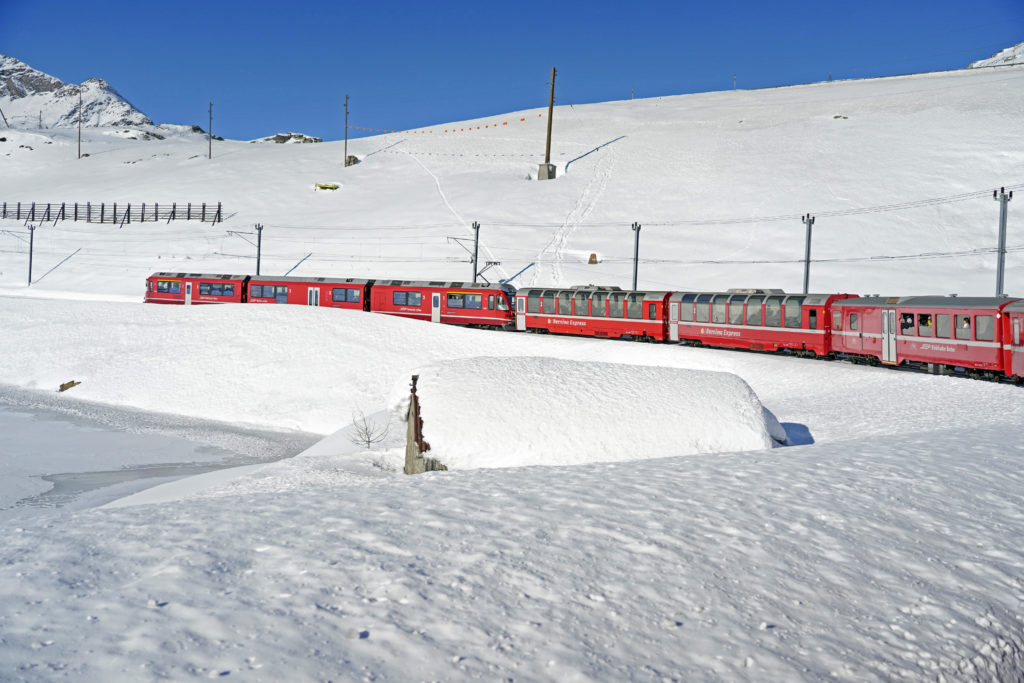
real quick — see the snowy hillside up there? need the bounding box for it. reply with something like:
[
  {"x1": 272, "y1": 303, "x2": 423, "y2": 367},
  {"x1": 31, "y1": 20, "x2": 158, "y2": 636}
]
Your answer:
[
  {"x1": 0, "y1": 54, "x2": 152, "y2": 128},
  {"x1": 2, "y1": 61, "x2": 1022, "y2": 299},
  {"x1": 3, "y1": 50, "x2": 1024, "y2": 681}
]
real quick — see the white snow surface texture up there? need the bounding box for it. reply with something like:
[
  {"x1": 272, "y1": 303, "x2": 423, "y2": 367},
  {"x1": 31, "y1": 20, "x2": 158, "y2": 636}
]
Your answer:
[
  {"x1": 404, "y1": 357, "x2": 785, "y2": 468},
  {"x1": 1, "y1": 48, "x2": 1024, "y2": 682}
]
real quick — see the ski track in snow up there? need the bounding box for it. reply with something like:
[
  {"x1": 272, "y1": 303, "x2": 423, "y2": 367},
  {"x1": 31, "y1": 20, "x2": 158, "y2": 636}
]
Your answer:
[
  {"x1": 530, "y1": 143, "x2": 615, "y2": 286},
  {"x1": 401, "y1": 148, "x2": 508, "y2": 282}
]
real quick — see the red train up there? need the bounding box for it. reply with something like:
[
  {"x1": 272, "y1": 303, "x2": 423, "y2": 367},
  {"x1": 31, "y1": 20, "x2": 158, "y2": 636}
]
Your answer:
[
  {"x1": 145, "y1": 272, "x2": 1024, "y2": 382},
  {"x1": 144, "y1": 272, "x2": 516, "y2": 327}
]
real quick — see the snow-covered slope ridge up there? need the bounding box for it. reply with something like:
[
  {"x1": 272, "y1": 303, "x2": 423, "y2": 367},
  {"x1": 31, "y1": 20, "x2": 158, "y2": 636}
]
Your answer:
[
  {"x1": 970, "y1": 41, "x2": 1024, "y2": 68},
  {"x1": 0, "y1": 54, "x2": 152, "y2": 128}
]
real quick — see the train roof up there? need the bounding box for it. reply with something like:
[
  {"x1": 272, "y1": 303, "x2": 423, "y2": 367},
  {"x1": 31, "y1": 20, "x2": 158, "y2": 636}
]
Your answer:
[
  {"x1": 518, "y1": 286, "x2": 671, "y2": 298},
  {"x1": 149, "y1": 272, "x2": 249, "y2": 280},
  {"x1": 667, "y1": 290, "x2": 844, "y2": 306},
  {"x1": 249, "y1": 275, "x2": 373, "y2": 285},
  {"x1": 374, "y1": 280, "x2": 514, "y2": 290},
  {"x1": 831, "y1": 295, "x2": 1022, "y2": 309}
]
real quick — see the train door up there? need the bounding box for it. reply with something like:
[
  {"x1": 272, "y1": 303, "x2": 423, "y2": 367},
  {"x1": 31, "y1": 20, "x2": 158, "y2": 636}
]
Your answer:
[
  {"x1": 669, "y1": 302, "x2": 680, "y2": 342},
  {"x1": 1012, "y1": 318, "x2": 1024, "y2": 378},
  {"x1": 515, "y1": 295, "x2": 526, "y2": 331},
  {"x1": 431, "y1": 293, "x2": 441, "y2": 323},
  {"x1": 184, "y1": 282, "x2": 193, "y2": 305},
  {"x1": 307, "y1": 287, "x2": 320, "y2": 306},
  {"x1": 881, "y1": 308, "x2": 898, "y2": 364}
]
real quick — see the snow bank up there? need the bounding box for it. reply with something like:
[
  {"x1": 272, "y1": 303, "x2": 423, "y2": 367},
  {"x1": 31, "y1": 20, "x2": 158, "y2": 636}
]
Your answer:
[{"x1": 398, "y1": 356, "x2": 786, "y2": 469}]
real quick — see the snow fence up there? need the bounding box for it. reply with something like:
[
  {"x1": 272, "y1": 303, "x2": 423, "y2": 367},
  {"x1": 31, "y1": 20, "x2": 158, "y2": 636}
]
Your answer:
[{"x1": 394, "y1": 356, "x2": 787, "y2": 470}]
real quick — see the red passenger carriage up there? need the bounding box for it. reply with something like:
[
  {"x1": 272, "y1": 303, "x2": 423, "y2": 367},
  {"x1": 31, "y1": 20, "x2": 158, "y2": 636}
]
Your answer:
[
  {"x1": 369, "y1": 280, "x2": 515, "y2": 327},
  {"x1": 144, "y1": 272, "x2": 248, "y2": 305},
  {"x1": 830, "y1": 295, "x2": 1023, "y2": 378},
  {"x1": 515, "y1": 286, "x2": 672, "y2": 340},
  {"x1": 246, "y1": 276, "x2": 372, "y2": 310},
  {"x1": 667, "y1": 289, "x2": 856, "y2": 356}
]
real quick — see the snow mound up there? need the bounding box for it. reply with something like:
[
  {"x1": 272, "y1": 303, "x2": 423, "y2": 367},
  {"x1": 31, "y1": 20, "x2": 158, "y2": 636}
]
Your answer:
[{"x1": 397, "y1": 356, "x2": 786, "y2": 469}]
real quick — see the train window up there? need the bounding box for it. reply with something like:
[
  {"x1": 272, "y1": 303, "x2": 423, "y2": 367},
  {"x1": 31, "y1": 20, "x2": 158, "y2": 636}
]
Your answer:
[
  {"x1": 918, "y1": 314, "x2": 933, "y2": 336},
  {"x1": 609, "y1": 292, "x2": 626, "y2": 318},
  {"x1": 711, "y1": 295, "x2": 728, "y2": 323},
  {"x1": 496, "y1": 295, "x2": 508, "y2": 311},
  {"x1": 695, "y1": 294, "x2": 712, "y2": 323},
  {"x1": 728, "y1": 295, "x2": 746, "y2": 324},
  {"x1": 157, "y1": 280, "x2": 181, "y2": 294},
  {"x1": 955, "y1": 315, "x2": 971, "y2": 340},
  {"x1": 542, "y1": 290, "x2": 556, "y2": 313},
  {"x1": 250, "y1": 285, "x2": 263, "y2": 298},
  {"x1": 574, "y1": 292, "x2": 589, "y2": 316},
  {"x1": 627, "y1": 294, "x2": 643, "y2": 319},
  {"x1": 393, "y1": 291, "x2": 408, "y2": 305},
  {"x1": 592, "y1": 292, "x2": 607, "y2": 317},
  {"x1": 764, "y1": 297, "x2": 783, "y2": 327},
  {"x1": 648, "y1": 303, "x2": 657, "y2": 320},
  {"x1": 488, "y1": 295, "x2": 494, "y2": 310},
  {"x1": 558, "y1": 291, "x2": 573, "y2": 315},
  {"x1": 447, "y1": 293, "x2": 465, "y2": 308},
  {"x1": 746, "y1": 296, "x2": 763, "y2": 325},
  {"x1": 527, "y1": 292, "x2": 540, "y2": 313},
  {"x1": 784, "y1": 297, "x2": 804, "y2": 328},
  {"x1": 900, "y1": 313, "x2": 915, "y2": 334},
  {"x1": 936, "y1": 314, "x2": 951, "y2": 338},
  {"x1": 679, "y1": 293, "x2": 696, "y2": 322},
  {"x1": 832, "y1": 310, "x2": 842, "y2": 330},
  {"x1": 808, "y1": 309, "x2": 817, "y2": 329},
  {"x1": 975, "y1": 315, "x2": 994, "y2": 341},
  {"x1": 224, "y1": 284, "x2": 235, "y2": 297},
  {"x1": 199, "y1": 283, "x2": 211, "y2": 295},
  {"x1": 849, "y1": 313, "x2": 858, "y2": 331},
  {"x1": 466, "y1": 294, "x2": 482, "y2": 309}
]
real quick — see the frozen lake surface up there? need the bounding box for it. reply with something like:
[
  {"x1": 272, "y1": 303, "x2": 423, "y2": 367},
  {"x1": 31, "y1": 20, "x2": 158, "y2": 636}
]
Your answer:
[{"x1": 0, "y1": 387, "x2": 320, "y2": 522}]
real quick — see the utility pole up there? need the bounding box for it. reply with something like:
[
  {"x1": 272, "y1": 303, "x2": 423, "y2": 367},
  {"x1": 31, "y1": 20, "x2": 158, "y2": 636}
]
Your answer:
[
  {"x1": 208, "y1": 102, "x2": 213, "y2": 160},
  {"x1": 344, "y1": 95, "x2": 350, "y2": 166},
  {"x1": 733, "y1": 74, "x2": 737, "y2": 90},
  {"x1": 802, "y1": 214, "x2": 815, "y2": 294},
  {"x1": 472, "y1": 221, "x2": 480, "y2": 283},
  {"x1": 994, "y1": 187, "x2": 1014, "y2": 296},
  {"x1": 77, "y1": 88, "x2": 82, "y2": 159},
  {"x1": 28, "y1": 224, "x2": 36, "y2": 285},
  {"x1": 631, "y1": 222, "x2": 642, "y2": 290},
  {"x1": 255, "y1": 223, "x2": 263, "y2": 275},
  {"x1": 538, "y1": 67, "x2": 557, "y2": 180}
]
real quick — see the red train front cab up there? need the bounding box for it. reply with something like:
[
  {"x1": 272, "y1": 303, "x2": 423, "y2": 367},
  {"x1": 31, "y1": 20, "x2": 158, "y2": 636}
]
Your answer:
[{"x1": 145, "y1": 272, "x2": 248, "y2": 305}]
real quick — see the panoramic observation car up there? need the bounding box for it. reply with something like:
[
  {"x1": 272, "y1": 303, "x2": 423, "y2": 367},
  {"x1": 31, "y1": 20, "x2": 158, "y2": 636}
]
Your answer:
[
  {"x1": 668, "y1": 289, "x2": 857, "y2": 356},
  {"x1": 515, "y1": 286, "x2": 672, "y2": 340},
  {"x1": 829, "y1": 295, "x2": 1023, "y2": 378},
  {"x1": 246, "y1": 276, "x2": 373, "y2": 310},
  {"x1": 145, "y1": 272, "x2": 248, "y2": 305},
  {"x1": 369, "y1": 280, "x2": 516, "y2": 327}
]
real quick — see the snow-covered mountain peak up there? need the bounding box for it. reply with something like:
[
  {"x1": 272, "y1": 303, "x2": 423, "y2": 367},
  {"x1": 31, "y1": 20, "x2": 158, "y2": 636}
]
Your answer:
[{"x1": 0, "y1": 54, "x2": 152, "y2": 128}]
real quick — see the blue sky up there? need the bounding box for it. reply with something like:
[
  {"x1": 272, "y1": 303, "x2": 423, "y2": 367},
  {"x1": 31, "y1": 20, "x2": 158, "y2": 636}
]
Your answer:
[{"x1": 2, "y1": 0, "x2": 1021, "y2": 140}]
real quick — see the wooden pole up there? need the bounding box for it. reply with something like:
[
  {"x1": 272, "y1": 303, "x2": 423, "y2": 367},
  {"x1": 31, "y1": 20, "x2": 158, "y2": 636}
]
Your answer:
[{"x1": 544, "y1": 67, "x2": 556, "y2": 165}]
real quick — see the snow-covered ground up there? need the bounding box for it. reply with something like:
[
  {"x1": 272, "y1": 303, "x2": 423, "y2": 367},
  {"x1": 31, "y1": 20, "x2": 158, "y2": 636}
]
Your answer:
[{"x1": 2, "y1": 60, "x2": 1024, "y2": 680}]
